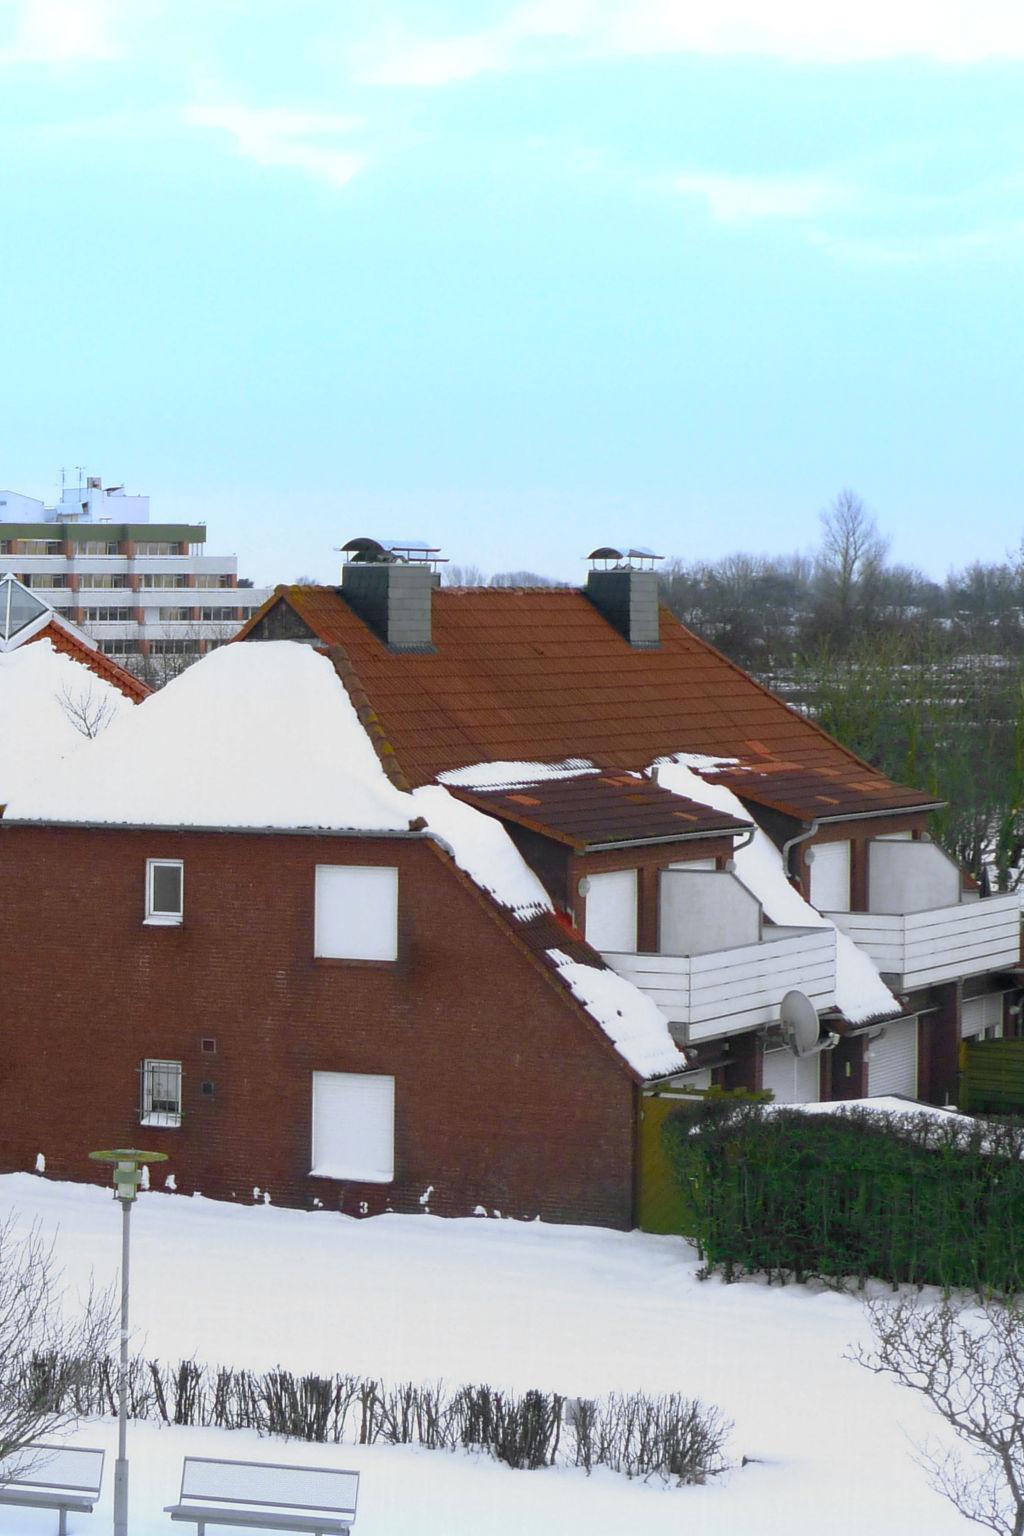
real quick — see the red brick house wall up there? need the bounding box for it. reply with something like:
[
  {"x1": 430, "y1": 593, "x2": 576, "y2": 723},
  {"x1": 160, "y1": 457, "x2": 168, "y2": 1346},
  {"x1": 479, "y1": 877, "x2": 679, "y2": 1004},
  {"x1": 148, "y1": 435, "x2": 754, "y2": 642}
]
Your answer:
[{"x1": 0, "y1": 825, "x2": 637, "y2": 1227}]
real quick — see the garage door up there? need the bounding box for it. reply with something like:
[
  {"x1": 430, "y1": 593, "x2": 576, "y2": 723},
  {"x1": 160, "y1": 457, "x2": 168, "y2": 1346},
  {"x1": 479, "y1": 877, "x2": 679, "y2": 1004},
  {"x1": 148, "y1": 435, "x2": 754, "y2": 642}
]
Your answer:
[
  {"x1": 762, "y1": 1048, "x2": 821, "y2": 1105},
  {"x1": 962, "y1": 994, "x2": 1004, "y2": 1041},
  {"x1": 867, "y1": 1019, "x2": 918, "y2": 1098}
]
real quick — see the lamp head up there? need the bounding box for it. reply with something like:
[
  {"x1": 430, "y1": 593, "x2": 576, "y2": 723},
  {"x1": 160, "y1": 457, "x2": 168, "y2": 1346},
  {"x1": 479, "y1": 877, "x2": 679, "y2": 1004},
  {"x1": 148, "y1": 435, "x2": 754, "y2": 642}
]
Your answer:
[{"x1": 89, "y1": 1148, "x2": 168, "y2": 1203}]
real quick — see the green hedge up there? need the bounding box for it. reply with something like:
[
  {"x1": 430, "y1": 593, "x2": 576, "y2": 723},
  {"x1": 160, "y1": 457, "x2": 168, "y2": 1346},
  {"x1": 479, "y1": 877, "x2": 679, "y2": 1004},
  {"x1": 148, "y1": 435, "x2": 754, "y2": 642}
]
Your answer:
[{"x1": 663, "y1": 1101, "x2": 1024, "y2": 1294}]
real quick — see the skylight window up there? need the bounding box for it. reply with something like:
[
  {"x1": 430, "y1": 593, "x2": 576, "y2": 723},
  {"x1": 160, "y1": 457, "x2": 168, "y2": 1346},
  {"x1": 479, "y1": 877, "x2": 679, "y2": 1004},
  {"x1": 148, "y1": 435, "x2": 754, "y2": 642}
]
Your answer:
[{"x1": 0, "y1": 573, "x2": 48, "y2": 647}]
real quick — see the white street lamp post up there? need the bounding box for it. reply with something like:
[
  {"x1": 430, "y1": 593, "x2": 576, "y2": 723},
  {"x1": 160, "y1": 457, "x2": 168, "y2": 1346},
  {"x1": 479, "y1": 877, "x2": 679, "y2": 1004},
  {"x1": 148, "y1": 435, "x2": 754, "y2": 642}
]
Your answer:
[{"x1": 89, "y1": 1148, "x2": 167, "y2": 1536}]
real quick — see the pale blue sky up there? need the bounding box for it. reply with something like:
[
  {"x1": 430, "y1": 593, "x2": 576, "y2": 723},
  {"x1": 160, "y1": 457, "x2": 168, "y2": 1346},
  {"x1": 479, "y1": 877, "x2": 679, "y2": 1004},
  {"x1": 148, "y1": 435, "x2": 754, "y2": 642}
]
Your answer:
[{"x1": 1, "y1": 0, "x2": 1022, "y2": 584}]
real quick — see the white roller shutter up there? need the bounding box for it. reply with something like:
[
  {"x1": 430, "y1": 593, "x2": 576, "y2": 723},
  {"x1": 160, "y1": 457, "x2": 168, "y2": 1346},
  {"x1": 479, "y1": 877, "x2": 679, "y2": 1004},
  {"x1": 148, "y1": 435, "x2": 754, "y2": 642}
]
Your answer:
[
  {"x1": 762, "y1": 1049, "x2": 821, "y2": 1105},
  {"x1": 867, "y1": 1019, "x2": 918, "y2": 1098},
  {"x1": 584, "y1": 870, "x2": 638, "y2": 952},
  {"x1": 678, "y1": 1068, "x2": 712, "y2": 1090},
  {"x1": 961, "y1": 994, "x2": 1004, "y2": 1040},
  {"x1": 310, "y1": 1072, "x2": 395, "y2": 1182},
  {"x1": 808, "y1": 841, "x2": 851, "y2": 911}
]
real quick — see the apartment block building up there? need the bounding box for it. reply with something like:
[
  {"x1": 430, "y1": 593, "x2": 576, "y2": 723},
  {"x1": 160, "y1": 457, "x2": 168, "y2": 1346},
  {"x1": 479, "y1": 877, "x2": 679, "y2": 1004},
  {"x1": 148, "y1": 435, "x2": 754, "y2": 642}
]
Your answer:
[{"x1": 0, "y1": 475, "x2": 270, "y2": 670}]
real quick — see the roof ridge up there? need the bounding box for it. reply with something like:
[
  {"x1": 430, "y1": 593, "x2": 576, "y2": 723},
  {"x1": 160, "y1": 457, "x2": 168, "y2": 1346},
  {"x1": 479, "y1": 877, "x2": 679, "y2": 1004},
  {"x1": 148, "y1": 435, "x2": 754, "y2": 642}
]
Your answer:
[{"x1": 325, "y1": 643, "x2": 412, "y2": 793}]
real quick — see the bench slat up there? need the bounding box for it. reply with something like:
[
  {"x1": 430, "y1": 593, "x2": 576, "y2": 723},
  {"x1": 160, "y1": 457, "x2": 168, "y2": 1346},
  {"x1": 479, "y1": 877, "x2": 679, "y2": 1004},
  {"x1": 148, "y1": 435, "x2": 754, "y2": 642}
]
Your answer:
[
  {"x1": 179, "y1": 1458, "x2": 357, "y2": 1519},
  {"x1": 0, "y1": 1443, "x2": 104, "y2": 1498},
  {"x1": 0, "y1": 1489, "x2": 96, "y2": 1512},
  {"x1": 167, "y1": 1504, "x2": 351, "y2": 1534}
]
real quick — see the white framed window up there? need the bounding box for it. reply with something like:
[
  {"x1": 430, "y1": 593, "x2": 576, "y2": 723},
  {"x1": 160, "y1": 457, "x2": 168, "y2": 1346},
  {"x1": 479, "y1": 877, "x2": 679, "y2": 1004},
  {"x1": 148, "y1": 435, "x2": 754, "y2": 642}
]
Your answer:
[
  {"x1": 145, "y1": 859, "x2": 184, "y2": 925},
  {"x1": 140, "y1": 1059, "x2": 182, "y2": 1127},
  {"x1": 311, "y1": 1072, "x2": 395, "y2": 1182},
  {"x1": 314, "y1": 866, "x2": 398, "y2": 961}
]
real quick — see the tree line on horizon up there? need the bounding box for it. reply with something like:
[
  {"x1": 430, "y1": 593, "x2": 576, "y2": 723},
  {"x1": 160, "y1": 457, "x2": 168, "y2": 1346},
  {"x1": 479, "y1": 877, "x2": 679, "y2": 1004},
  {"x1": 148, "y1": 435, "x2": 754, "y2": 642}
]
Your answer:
[{"x1": 447, "y1": 490, "x2": 1024, "y2": 673}]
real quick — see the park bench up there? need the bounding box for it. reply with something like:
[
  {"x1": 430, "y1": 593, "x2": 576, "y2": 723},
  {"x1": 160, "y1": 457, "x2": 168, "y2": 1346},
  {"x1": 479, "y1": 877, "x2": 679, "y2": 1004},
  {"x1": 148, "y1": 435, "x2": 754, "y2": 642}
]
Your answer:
[
  {"x1": 166, "y1": 1456, "x2": 359, "y2": 1535},
  {"x1": 0, "y1": 1443, "x2": 105, "y2": 1535}
]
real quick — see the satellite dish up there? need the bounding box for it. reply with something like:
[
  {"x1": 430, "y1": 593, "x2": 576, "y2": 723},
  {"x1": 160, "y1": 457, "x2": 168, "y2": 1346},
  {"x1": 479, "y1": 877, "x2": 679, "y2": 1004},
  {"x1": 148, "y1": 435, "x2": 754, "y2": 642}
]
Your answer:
[{"x1": 780, "y1": 990, "x2": 821, "y2": 1057}]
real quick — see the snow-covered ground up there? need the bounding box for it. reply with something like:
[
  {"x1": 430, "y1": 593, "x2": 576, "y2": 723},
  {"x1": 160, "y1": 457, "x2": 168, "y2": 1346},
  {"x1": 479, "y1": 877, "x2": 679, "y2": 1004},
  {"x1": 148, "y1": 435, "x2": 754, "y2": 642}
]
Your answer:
[{"x1": 1, "y1": 1173, "x2": 975, "y2": 1535}]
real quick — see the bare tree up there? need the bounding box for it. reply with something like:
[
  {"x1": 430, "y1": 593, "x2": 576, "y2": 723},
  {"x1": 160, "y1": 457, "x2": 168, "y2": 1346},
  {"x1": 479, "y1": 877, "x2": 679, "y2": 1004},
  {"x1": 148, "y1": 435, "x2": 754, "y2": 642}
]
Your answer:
[
  {"x1": 442, "y1": 564, "x2": 488, "y2": 587},
  {"x1": 812, "y1": 489, "x2": 890, "y2": 643},
  {"x1": 55, "y1": 682, "x2": 117, "y2": 739},
  {"x1": 0, "y1": 1215, "x2": 114, "y2": 1472},
  {"x1": 489, "y1": 570, "x2": 565, "y2": 588},
  {"x1": 853, "y1": 1297, "x2": 1024, "y2": 1536}
]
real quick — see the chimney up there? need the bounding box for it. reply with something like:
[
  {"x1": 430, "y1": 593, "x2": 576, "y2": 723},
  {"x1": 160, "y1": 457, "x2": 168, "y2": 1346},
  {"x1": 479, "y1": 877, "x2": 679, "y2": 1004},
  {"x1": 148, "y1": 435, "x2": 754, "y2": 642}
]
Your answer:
[
  {"x1": 339, "y1": 538, "x2": 440, "y2": 652},
  {"x1": 584, "y1": 545, "x2": 662, "y2": 648}
]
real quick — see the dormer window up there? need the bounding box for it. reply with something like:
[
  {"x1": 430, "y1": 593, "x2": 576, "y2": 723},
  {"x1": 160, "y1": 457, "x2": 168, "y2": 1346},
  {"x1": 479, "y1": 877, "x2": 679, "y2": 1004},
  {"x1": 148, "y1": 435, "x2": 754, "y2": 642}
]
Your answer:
[{"x1": 145, "y1": 859, "x2": 184, "y2": 925}]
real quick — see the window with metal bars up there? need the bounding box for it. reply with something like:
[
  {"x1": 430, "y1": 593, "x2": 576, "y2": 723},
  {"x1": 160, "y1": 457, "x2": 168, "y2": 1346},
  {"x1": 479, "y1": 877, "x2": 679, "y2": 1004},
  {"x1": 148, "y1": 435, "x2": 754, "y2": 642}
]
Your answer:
[{"x1": 140, "y1": 1059, "x2": 182, "y2": 1127}]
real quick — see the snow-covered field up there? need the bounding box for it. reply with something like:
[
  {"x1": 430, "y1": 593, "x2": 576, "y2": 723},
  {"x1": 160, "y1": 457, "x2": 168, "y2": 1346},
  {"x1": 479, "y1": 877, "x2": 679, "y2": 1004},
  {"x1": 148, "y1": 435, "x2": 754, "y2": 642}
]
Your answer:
[{"x1": 1, "y1": 1172, "x2": 976, "y2": 1535}]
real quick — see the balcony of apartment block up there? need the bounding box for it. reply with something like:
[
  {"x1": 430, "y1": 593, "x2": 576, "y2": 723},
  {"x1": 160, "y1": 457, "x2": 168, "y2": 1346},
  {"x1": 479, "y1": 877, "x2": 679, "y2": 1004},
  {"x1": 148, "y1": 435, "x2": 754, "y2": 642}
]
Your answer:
[
  {"x1": 819, "y1": 838, "x2": 1021, "y2": 992},
  {"x1": 78, "y1": 619, "x2": 141, "y2": 637},
  {"x1": 0, "y1": 555, "x2": 74, "y2": 577},
  {"x1": 68, "y1": 555, "x2": 131, "y2": 576},
  {"x1": 128, "y1": 554, "x2": 235, "y2": 575},
  {"x1": 595, "y1": 869, "x2": 837, "y2": 1045}
]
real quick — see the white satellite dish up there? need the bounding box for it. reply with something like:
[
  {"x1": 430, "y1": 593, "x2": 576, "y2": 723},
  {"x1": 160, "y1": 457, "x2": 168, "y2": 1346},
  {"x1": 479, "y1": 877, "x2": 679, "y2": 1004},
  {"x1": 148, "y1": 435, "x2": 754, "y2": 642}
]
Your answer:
[{"x1": 780, "y1": 990, "x2": 821, "y2": 1058}]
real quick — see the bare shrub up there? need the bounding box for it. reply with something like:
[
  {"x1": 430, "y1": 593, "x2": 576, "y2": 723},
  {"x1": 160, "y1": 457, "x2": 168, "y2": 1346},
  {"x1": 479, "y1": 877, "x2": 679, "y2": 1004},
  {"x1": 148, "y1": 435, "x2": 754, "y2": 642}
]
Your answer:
[
  {"x1": 855, "y1": 1297, "x2": 1024, "y2": 1536},
  {"x1": 0, "y1": 1216, "x2": 114, "y2": 1477},
  {"x1": 56, "y1": 682, "x2": 117, "y2": 739}
]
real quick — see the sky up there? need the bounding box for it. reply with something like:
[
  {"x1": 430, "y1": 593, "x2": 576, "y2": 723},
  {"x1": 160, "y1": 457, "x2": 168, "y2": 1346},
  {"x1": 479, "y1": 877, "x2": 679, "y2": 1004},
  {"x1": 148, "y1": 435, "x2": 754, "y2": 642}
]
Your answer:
[{"x1": 0, "y1": 0, "x2": 1022, "y2": 586}]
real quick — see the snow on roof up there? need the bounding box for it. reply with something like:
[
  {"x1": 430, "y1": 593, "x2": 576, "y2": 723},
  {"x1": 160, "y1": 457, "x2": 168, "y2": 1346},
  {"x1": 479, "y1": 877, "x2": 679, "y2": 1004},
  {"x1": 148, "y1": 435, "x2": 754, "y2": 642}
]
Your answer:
[
  {"x1": 547, "y1": 950, "x2": 688, "y2": 1079},
  {"x1": 0, "y1": 639, "x2": 132, "y2": 807},
  {"x1": 4, "y1": 642, "x2": 415, "y2": 834},
  {"x1": 653, "y1": 757, "x2": 900, "y2": 1025},
  {"x1": 413, "y1": 785, "x2": 553, "y2": 920},
  {"x1": 438, "y1": 759, "x2": 599, "y2": 790}
]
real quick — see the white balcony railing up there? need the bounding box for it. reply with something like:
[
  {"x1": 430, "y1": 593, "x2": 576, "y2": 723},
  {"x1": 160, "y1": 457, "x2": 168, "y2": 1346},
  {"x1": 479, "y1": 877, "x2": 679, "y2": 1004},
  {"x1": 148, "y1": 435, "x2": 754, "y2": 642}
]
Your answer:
[
  {"x1": 827, "y1": 894, "x2": 1020, "y2": 991},
  {"x1": 602, "y1": 925, "x2": 837, "y2": 1044}
]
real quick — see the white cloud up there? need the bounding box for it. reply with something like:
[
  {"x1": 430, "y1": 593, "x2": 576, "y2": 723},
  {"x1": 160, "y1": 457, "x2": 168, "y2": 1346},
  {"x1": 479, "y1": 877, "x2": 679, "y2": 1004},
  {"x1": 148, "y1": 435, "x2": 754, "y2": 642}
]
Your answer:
[
  {"x1": 0, "y1": 0, "x2": 124, "y2": 64},
  {"x1": 361, "y1": 0, "x2": 1024, "y2": 85},
  {"x1": 674, "y1": 170, "x2": 851, "y2": 224},
  {"x1": 184, "y1": 104, "x2": 366, "y2": 188}
]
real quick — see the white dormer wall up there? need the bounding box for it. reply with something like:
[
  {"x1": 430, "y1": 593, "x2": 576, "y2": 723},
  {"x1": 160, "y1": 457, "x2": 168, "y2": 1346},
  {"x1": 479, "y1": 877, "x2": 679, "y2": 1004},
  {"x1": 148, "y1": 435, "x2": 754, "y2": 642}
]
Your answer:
[
  {"x1": 659, "y1": 869, "x2": 762, "y2": 956},
  {"x1": 866, "y1": 838, "x2": 961, "y2": 914}
]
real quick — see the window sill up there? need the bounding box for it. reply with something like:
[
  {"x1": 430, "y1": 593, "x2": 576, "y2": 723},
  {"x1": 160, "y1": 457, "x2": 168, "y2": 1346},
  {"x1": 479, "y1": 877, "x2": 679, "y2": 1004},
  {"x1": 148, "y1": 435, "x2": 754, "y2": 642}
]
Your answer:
[
  {"x1": 140, "y1": 1114, "x2": 182, "y2": 1129},
  {"x1": 143, "y1": 915, "x2": 183, "y2": 928},
  {"x1": 309, "y1": 1167, "x2": 393, "y2": 1183},
  {"x1": 312, "y1": 956, "x2": 396, "y2": 968}
]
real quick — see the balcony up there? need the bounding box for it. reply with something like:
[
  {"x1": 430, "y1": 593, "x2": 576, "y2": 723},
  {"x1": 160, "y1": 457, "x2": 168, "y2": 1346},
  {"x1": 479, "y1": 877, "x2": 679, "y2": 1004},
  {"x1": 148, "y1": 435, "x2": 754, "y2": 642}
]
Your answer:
[
  {"x1": 822, "y1": 837, "x2": 1021, "y2": 991},
  {"x1": 603, "y1": 925, "x2": 837, "y2": 1044},
  {"x1": 589, "y1": 869, "x2": 838, "y2": 1044},
  {"x1": 828, "y1": 896, "x2": 1020, "y2": 991}
]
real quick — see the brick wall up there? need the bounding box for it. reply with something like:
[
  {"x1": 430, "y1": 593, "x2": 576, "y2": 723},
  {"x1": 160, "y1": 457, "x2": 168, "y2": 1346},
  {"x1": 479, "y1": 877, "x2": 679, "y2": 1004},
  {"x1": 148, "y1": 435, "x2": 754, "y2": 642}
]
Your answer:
[{"x1": 0, "y1": 826, "x2": 637, "y2": 1227}]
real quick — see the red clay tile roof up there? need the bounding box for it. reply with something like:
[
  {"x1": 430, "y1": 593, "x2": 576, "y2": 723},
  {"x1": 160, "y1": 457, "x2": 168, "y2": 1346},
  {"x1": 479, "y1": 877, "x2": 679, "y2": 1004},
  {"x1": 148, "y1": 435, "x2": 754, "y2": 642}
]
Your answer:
[
  {"x1": 454, "y1": 771, "x2": 749, "y2": 850},
  {"x1": 27, "y1": 621, "x2": 150, "y2": 703},
  {"x1": 236, "y1": 585, "x2": 939, "y2": 820}
]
